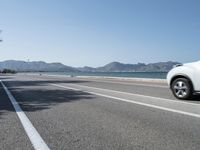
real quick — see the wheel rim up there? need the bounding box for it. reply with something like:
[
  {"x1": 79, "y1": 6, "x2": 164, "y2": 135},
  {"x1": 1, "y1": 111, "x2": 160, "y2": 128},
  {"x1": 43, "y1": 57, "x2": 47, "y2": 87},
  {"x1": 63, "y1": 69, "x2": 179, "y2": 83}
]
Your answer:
[{"x1": 173, "y1": 81, "x2": 188, "y2": 98}]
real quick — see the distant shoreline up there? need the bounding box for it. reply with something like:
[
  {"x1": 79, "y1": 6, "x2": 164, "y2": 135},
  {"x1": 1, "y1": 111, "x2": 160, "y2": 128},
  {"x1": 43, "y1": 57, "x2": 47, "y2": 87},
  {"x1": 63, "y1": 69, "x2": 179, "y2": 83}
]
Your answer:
[{"x1": 20, "y1": 71, "x2": 168, "y2": 80}]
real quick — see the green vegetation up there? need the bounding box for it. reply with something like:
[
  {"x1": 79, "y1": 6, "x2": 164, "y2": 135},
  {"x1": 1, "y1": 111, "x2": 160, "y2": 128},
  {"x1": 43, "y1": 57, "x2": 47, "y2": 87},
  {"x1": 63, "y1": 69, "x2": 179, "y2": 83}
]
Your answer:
[{"x1": 0, "y1": 69, "x2": 17, "y2": 74}]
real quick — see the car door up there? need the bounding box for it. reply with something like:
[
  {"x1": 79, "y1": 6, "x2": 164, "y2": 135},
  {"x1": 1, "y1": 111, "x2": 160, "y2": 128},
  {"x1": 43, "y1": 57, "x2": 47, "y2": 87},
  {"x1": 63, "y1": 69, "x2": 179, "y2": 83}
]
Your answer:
[{"x1": 193, "y1": 62, "x2": 200, "y2": 91}]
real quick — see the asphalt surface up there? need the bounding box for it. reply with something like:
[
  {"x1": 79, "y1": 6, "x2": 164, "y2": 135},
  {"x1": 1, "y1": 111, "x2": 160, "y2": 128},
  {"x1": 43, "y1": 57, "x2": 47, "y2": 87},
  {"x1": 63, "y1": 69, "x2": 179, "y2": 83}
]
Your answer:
[{"x1": 1, "y1": 74, "x2": 200, "y2": 150}]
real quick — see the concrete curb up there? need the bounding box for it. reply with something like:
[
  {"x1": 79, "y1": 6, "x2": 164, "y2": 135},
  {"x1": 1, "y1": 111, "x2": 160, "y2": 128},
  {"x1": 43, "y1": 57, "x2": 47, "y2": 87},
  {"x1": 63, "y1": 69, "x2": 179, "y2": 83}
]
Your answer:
[
  {"x1": 22, "y1": 73, "x2": 167, "y2": 84},
  {"x1": 76, "y1": 76, "x2": 167, "y2": 83}
]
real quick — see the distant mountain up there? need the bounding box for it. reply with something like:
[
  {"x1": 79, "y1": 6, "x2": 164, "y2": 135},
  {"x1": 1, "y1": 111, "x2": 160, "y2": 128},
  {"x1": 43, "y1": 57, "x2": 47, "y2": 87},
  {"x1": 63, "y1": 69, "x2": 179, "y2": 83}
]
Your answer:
[
  {"x1": 96, "y1": 62, "x2": 146, "y2": 72},
  {"x1": 0, "y1": 60, "x2": 180, "y2": 72},
  {"x1": 0, "y1": 60, "x2": 76, "y2": 72},
  {"x1": 139, "y1": 61, "x2": 180, "y2": 72},
  {"x1": 77, "y1": 66, "x2": 97, "y2": 72},
  {"x1": 79, "y1": 61, "x2": 179, "y2": 72}
]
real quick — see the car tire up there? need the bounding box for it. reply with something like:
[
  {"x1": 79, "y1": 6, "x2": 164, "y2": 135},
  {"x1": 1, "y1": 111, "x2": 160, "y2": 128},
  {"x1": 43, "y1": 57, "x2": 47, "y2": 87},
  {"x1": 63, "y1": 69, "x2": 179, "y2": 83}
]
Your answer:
[{"x1": 171, "y1": 78, "x2": 193, "y2": 100}]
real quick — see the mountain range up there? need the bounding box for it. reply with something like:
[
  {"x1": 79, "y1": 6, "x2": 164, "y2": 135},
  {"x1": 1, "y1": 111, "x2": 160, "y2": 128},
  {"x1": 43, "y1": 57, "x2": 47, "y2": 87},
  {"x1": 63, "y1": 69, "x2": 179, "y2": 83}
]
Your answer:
[{"x1": 0, "y1": 60, "x2": 180, "y2": 72}]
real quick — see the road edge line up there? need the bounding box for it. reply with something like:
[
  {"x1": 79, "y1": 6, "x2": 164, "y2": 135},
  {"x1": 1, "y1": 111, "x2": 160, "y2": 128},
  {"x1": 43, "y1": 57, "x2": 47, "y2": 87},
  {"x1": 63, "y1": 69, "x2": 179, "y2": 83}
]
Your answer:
[
  {"x1": 52, "y1": 83, "x2": 200, "y2": 119},
  {"x1": 70, "y1": 83, "x2": 200, "y2": 106},
  {"x1": 0, "y1": 80, "x2": 50, "y2": 150}
]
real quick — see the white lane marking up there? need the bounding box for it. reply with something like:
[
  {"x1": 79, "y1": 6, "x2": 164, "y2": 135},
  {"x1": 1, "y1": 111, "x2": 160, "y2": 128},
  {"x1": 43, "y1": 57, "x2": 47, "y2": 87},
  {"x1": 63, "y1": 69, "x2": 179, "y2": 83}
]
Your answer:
[
  {"x1": 29, "y1": 73, "x2": 168, "y2": 88},
  {"x1": 52, "y1": 83, "x2": 200, "y2": 118},
  {"x1": 77, "y1": 78, "x2": 168, "y2": 88},
  {"x1": 60, "y1": 83, "x2": 200, "y2": 106},
  {"x1": 0, "y1": 80, "x2": 50, "y2": 150}
]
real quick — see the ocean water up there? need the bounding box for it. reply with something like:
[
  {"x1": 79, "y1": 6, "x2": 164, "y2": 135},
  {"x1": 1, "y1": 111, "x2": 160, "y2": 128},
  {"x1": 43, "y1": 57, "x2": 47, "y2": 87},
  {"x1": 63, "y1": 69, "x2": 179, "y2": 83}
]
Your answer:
[{"x1": 39, "y1": 72, "x2": 168, "y2": 79}]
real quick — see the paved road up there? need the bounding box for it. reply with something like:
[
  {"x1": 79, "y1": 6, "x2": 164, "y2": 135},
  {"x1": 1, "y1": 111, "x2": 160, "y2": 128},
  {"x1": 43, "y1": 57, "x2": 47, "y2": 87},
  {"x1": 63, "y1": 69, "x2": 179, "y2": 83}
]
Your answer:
[{"x1": 1, "y1": 74, "x2": 200, "y2": 150}]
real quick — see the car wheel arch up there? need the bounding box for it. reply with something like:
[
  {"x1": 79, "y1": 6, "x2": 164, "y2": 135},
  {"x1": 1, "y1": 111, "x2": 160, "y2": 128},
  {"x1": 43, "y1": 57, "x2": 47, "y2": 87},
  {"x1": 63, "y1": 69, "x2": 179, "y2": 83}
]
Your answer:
[{"x1": 170, "y1": 74, "x2": 194, "y2": 90}]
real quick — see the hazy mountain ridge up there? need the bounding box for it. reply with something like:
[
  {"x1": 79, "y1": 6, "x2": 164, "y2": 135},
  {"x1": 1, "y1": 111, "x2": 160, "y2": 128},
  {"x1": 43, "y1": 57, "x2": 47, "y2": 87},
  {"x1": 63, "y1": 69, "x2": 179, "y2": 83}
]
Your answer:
[
  {"x1": 0, "y1": 60, "x2": 180, "y2": 72},
  {"x1": 96, "y1": 62, "x2": 146, "y2": 72},
  {"x1": 0, "y1": 60, "x2": 76, "y2": 72},
  {"x1": 90, "y1": 61, "x2": 179, "y2": 72}
]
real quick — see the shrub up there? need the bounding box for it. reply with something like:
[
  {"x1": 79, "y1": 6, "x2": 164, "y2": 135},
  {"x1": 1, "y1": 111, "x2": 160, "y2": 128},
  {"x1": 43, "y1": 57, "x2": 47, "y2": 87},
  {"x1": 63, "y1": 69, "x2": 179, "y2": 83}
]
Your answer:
[{"x1": 1, "y1": 69, "x2": 17, "y2": 74}]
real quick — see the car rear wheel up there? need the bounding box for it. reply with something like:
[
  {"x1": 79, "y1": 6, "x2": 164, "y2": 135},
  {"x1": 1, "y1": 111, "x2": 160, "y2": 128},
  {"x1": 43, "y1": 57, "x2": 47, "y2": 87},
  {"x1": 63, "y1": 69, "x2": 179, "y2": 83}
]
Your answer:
[{"x1": 171, "y1": 78, "x2": 193, "y2": 99}]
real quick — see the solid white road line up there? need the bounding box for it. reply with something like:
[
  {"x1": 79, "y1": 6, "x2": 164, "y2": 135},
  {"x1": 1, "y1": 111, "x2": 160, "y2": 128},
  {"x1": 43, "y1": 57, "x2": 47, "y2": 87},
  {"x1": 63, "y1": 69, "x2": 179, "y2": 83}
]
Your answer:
[
  {"x1": 0, "y1": 80, "x2": 50, "y2": 150},
  {"x1": 67, "y1": 83, "x2": 200, "y2": 106},
  {"x1": 52, "y1": 83, "x2": 200, "y2": 119},
  {"x1": 77, "y1": 78, "x2": 168, "y2": 88},
  {"x1": 28, "y1": 73, "x2": 168, "y2": 88}
]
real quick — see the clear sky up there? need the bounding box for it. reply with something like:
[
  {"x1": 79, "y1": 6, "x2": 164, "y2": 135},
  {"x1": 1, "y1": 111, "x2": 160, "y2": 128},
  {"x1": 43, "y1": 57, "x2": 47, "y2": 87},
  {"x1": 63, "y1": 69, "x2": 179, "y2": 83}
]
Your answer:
[{"x1": 0, "y1": 0, "x2": 200, "y2": 67}]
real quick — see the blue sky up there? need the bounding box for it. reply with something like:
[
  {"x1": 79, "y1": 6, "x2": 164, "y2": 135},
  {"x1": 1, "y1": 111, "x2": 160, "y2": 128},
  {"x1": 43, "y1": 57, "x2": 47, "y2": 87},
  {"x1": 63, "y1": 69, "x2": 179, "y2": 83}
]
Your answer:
[{"x1": 0, "y1": 0, "x2": 200, "y2": 67}]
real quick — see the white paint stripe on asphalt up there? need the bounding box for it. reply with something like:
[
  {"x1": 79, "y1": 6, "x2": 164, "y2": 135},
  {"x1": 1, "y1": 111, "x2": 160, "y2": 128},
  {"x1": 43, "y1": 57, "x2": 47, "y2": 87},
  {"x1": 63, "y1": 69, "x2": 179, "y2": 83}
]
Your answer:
[
  {"x1": 52, "y1": 83, "x2": 200, "y2": 119},
  {"x1": 27, "y1": 73, "x2": 168, "y2": 88},
  {"x1": 77, "y1": 78, "x2": 168, "y2": 88},
  {"x1": 67, "y1": 83, "x2": 200, "y2": 106},
  {"x1": 0, "y1": 80, "x2": 50, "y2": 150}
]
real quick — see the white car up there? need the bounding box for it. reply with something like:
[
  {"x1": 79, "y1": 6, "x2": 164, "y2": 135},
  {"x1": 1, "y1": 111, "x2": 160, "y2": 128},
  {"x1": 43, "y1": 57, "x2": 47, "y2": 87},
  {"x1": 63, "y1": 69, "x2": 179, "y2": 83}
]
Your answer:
[{"x1": 167, "y1": 61, "x2": 200, "y2": 99}]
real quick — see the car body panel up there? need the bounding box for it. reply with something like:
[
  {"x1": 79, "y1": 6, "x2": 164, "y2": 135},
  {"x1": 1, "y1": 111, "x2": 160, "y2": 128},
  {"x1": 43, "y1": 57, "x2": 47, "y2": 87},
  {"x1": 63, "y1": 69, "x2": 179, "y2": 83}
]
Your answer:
[{"x1": 167, "y1": 61, "x2": 200, "y2": 92}]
